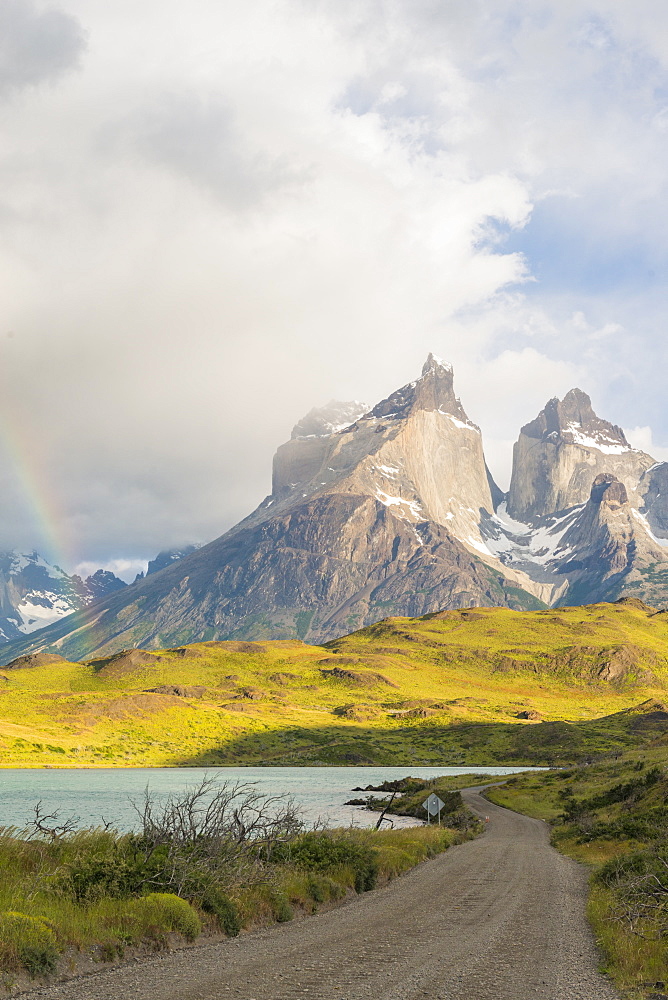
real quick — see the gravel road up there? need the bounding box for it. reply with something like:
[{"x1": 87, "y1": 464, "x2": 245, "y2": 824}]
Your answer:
[{"x1": 21, "y1": 788, "x2": 620, "y2": 1000}]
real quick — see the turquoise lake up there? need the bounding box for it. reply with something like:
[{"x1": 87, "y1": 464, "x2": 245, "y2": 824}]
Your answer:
[{"x1": 0, "y1": 766, "x2": 542, "y2": 830}]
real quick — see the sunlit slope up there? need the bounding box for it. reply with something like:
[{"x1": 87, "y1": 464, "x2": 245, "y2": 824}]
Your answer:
[{"x1": 1, "y1": 598, "x2": 668, "y2": 767}]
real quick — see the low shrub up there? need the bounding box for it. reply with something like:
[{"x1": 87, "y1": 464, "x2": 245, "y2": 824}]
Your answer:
[
  {"x1": 201, "y1": 889, "x2": 242, "y2": 936},
  {"x1": 131, "y1": 894, "x2": 201, "y2": 943},
  {"x1": 59, "y1": 851, "x2": 147, "y2": 902},
  {"x1": 0, "y1": 911, "x2": 58, "y2": 977},
  {"x1": 272, "y1": 832, "x2": 379, "y2": 893},
  {"x1": 595, "y1": 845, "x2": 668, "y2": 936},
  {"x1": 304, "y1": 873, "x2": 340, "y2": 903}
]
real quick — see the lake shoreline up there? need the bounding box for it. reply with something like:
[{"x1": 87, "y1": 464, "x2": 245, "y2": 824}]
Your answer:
[{"x1": 0, "y1": 765, "x2": 541, "y2": 832}]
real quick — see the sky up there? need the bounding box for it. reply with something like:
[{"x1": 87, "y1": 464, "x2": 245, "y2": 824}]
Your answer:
[{"x1": 1, "y1": 0, "x2": 668, "y2": 580}]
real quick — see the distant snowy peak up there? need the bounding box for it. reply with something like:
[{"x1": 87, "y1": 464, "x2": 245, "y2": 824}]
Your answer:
[
  {"x1": 5, "y1": 551, "x2": 68, "y2": 580},
  {"x1": 421, "y1": 353, "x2": 453, "y2": 377},
  {"x1": 291, "y1": 401, "x2": 370, "y2": 440},
  {"x1": 0, "y1": 553, "x2": 127, "y2": 644},
  {"x1": 75, "y1": 569, "x2": 127, "y2": 602},
  {"x1": 365, "y1": 352, "x2": 467, "y2": 424}
]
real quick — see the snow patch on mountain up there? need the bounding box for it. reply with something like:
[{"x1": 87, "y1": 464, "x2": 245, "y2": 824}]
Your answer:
[
  {"x1": 375, "y1": 491, "x2": 423, "y2": 519},
  {"x1": 631, "y1": 508, "x2": 668, "y2": 549},
  {"x1": 565, "y1": 422, "x2": 632, "y2": 455},
  {"x1": 0, "y1": 551, "x2": 130, "y2": 647},
  {"x1": 16, "y1": 594, "x2": 76, "y2": 633},
  {"x1": 438, "y1": 409, "x2": 479, "y2": 432},
  {"x1": 481, "y1": 502, "x2": 582, "y2": 573},
  {"x1": 9, "y1": 552, "x2": 68, "y2": 577}
]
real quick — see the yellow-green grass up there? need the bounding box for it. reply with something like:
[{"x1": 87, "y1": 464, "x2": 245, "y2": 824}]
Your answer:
[
  {"x1": 486, "y1": 749, "x2": 668, "y2": 997},
  {"x1": 2, "y1": 600, "x2": 668, "y2": 766},
  {"x1": 0, "y1": 823, "x2": 458, "y2": 981}
]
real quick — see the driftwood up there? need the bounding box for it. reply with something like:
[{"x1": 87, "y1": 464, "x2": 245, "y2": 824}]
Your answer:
[{"x1": 375, "y1": 789, "x2": 399, "y2": 830}]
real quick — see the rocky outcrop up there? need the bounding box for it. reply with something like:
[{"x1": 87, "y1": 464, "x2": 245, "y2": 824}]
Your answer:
[
  {"x1": 76, "y1": 570, "x2": 127, "y2": 601},
  {"x1": 508, "y1": 389, "x2": 655, "y2": 520},
  {"x1": 272, "y1": 400, "x2": 368, "y2": 494},
  {"x1": 268, "y1": 355, "x2": 546, "y2": 601},
  {"x1": 272, "y1": 355, "x2": 498, "y2": 540},
  {"x1": 548, "y1": 474, "x2": 668, "y2": 606},
  {"x1": 4, "y1": 651, "x2": 68, "y2": 670},
  {"x1": 146, "y1": 547, "x2": 200, "y2": 576}
]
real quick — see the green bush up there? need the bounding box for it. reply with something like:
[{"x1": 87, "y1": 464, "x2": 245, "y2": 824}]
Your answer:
[
  {"x1": 596, "y1": 845, "x2": 668, "y2": 890},
  {"x1": 60, "y1": 854, "x2": 146, "y2": 902},
  {"x1": 272, "y1": 832, "x2": 379, "y2": 893},
  {"x1": 0, "y1": 912, "x2": 58, "y2": 977},
  {"x1": 562, "y1": 768, "x2": 665, "y2": 824},
  {"x1": 306, "y1": 875, "x2": 327, "y2": 903},
  {"x1": 132, "y1": 893, "x2": 201, "y2": 942},
  {"x1": 306, "y1": 874, "x2": 345, "y2": 903},
  {"x1": 201, "y1": 889, "x2": 241, "y2": 936}
]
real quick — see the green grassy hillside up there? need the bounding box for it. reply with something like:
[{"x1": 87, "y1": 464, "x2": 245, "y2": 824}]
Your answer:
[{"x1": 1, "y1": 598, "x2": 668, "y2": 766}]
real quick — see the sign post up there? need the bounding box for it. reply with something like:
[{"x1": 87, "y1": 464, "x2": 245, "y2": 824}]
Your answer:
[{"x1": 422, "y1": 792, "x2": 445, "y2": 826}]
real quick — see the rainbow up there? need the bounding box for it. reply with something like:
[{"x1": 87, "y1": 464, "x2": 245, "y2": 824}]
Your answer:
[{"x1": 0, "y1": 402, "x2": 72, "y2": 571}]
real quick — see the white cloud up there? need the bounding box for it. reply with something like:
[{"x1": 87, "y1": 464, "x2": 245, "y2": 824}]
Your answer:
[
  {"x1": 73, "y1": 558, "x2": 148, "y2": 584},
  {"x1": 625, "y1": 426, "x2": 668, "y2": 462},
  {"x1": 0, "y1": 0, "x2": 667, "y2": 567},
  {"x1": 454, "y1": 347, "x2": 584, "y2": 490},
  {"x1": 0, "y1": 0, "x2": 85, "y2": 97}
]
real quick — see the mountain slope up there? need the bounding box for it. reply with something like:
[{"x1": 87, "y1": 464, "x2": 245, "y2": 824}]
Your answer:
[
  {"x1": 0, "y1": 600, "x2": 667, "y2": 767},
  {"x1": 483, "y1": 391, "x2": 668, "y2": 607},
  {"x1": 549, "y1": 474, "x2": 668, "y2": 605},
  {"x1": 6, "y1": 361, "x2": 668, "y2": 662},
  {"x1": 638, "y1": 461, "x2": 668, "y2": 538}
]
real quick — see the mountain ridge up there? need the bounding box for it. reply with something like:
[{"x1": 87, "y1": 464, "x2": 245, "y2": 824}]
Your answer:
[{"x1": 3, "y1": 355, "x2": 668, "y2": 662}]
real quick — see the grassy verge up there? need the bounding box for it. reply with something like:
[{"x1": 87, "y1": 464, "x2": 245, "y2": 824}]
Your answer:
[
  {"x1": 486, "y1": 749, "x2": 668, "y2": 998},
  {"x1": 0, "y1": 782, "x2": 476, "y2": 989}
]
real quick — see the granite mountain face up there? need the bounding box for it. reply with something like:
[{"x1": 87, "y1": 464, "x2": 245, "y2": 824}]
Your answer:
[
  {"x1": 3, "y1": 356, "x2": 668, "y2": 662},
  {"x1": 507, "y1": 388, "x2": 656, "y2": 520},
  {"x1": 489, "y1": 390, "x2": 668, "y2": 607}
]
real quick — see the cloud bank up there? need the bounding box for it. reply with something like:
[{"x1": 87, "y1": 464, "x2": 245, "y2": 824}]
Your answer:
[
  {"x1": 0, "y1": 0, "x2": 667, "y2": 569},
  {"x1": 0, "y1": 0, "x2": 85, "y2": 97}
]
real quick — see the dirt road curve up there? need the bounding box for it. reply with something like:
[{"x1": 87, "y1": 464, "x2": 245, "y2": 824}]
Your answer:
[{"x1": 21, "y1": 788, "x2": 620, "y2": 1000}]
